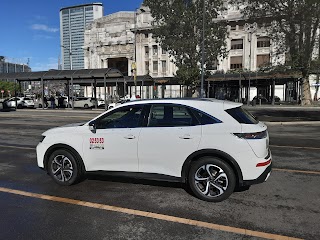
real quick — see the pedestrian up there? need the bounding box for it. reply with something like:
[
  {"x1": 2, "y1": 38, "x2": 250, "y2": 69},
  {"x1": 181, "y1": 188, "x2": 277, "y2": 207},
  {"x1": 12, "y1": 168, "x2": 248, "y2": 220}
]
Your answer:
[
  {"x1": 58, "y1": 96, "x2": 64, "y2": 108},
  {"x1": 49, "y1": 95, "x2": 55, "y2": 109},
  {"x1": 43, "y1": 96, "x2": 48, "y2": 108}
]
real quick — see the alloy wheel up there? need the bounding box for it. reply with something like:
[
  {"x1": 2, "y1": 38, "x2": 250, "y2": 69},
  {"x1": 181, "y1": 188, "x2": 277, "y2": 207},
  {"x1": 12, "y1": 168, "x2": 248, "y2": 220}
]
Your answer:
[
  {"x1": 194, "y1": 164, "x2": 228, "y2": 198},
  {"x1": 51, "y1": 154, "x2": 74, "y2": 182}
]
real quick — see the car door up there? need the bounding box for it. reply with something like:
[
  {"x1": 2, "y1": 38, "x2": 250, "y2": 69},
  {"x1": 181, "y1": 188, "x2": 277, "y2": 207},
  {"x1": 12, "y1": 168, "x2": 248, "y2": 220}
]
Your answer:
[
  {"x1": 138, "y1": 104, "x2": 202, "y2": 178},
  {"x1": 82, "y1": 104, "x2": 145, "y2": 172}
]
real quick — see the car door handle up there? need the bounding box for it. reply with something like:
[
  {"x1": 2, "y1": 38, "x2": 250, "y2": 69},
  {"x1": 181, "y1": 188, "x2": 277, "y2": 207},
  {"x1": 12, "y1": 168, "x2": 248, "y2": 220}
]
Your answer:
[
  {"x1": 179, "y1": 134, "x2": 193, "y2": 139},
  {"x1": 124, "y1": 134, "x2": 136, "y2": 139}
]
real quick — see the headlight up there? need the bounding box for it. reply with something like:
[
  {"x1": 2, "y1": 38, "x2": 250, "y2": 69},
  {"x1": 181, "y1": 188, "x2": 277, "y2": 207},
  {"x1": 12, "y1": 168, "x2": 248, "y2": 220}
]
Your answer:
[{"x1": 39, "y1": 135, "x2": 46, "y2": 142}]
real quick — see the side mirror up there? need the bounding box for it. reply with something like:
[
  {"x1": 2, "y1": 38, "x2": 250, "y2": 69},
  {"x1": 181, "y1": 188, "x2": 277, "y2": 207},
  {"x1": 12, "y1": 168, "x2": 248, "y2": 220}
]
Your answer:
[{"x1": 89, "y1": 121, "x2": 96, "y2": 134}]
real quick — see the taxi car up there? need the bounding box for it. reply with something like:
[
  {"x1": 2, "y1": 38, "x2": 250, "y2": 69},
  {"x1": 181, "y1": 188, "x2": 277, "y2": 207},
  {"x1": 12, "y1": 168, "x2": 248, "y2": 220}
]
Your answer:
[{"x1": 36, "y1": 98, "x2": 272, "y2": 202}]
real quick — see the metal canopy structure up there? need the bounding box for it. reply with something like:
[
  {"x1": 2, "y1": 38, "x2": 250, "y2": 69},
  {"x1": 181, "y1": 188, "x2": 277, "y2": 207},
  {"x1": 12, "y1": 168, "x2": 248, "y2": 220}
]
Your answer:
[
  {"x1": 0, "y1": 68, "x2": 124, "y2": 110},
  {"x1": 206, "y1": 72, "x2": 302, "y2": 104},
  {"x1": 0, "y1": 68, "x2": 124, "y2": 83}
]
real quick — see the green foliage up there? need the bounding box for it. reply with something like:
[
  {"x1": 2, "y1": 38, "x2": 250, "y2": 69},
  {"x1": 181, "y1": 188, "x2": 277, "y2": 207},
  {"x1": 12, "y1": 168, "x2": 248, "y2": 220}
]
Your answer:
[
  {"x1": 0, "y1": 81, "x2": 18, "y2": 98},
  {"x1": 231, "y1": 0, "x2": 320, "y2": 75},
  {"x1": 230, "y1": 0, "x2": 320, "y2": 104},
  {"x1": 143, "y1": 0, "x2": 228, "y2": 86},
  {"x1": 175, "y1": 65, "x2": 200, "y2": 86}
]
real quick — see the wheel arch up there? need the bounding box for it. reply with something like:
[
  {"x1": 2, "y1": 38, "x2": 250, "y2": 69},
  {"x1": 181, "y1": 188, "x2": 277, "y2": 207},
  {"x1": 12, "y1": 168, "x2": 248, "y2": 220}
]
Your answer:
[
  {"x1": 43, "y1": 144, "x2": 86, "y2": 172},
  {"x1": 181, "y1": 149, "x2": 244, "y2": 187}
]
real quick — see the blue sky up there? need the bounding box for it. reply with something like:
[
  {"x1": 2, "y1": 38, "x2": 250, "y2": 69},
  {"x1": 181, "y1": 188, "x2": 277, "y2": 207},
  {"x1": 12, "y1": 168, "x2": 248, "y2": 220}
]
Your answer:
[{"x1": 0, "y1": 0, "x2": 143, "y2": 71}]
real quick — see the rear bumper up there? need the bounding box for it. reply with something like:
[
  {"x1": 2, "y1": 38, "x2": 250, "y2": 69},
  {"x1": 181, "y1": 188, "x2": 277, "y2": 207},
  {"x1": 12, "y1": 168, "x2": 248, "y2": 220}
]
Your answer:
[{"x1": 241, "y1": 163, "x2": 272, "y2": 187}]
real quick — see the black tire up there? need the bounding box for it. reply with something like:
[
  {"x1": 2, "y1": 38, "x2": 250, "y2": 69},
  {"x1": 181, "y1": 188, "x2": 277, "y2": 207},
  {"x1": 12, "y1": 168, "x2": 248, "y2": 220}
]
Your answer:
[
  {"x1": 39, "y1": 104, "x2": 42, "y2": 108},
  {"x1": 17, "y1": 104, "x2": 23, "y2": 109},
  {"x1": 47, "y1": 149, "x2": 84, "y2": 186},
  {"x1": 84, "y1": 104, "x2": 89, "y2": 109},
  {"x1": 188, "y1": 157, "x2": 236, "y2": 202}
]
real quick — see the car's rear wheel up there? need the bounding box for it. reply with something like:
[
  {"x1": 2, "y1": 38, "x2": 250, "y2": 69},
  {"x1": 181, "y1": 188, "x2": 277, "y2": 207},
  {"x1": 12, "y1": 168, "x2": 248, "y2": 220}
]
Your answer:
[
  {"x1": 188, "y1": 157, "x2": 236, "y2": 202},
  {"x1": 84, "y1": 104, "x2": 89, "y2": 109},
  {"x1": 47, "y1": 149, "x2": 84, "y2": 186},
  {"x1": 17, "y1": 104, "x2": 23, "y2": 109}
]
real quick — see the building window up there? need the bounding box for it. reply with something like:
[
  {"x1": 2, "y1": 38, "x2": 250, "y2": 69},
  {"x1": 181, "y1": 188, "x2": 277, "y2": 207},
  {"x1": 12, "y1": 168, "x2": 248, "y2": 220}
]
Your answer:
[
  {"x1": 144, "y1": 33, "x2": 149, "y2": 38},
  {"x1": 162, "y1": 48, "x2": 167, "y2": 55},
  {"x1": 207, "y1": 60, "x2": 217, "y2": 70},
  {"x1": 257, "y1": 37, "x2": 270, "y2": 48},
  {"x1": 256, "y1": 54, "x2": 270, "y2": 68},
  {"x1": 153, "y1": 61, "x2": 158, "y2": 72},
  {"x1": 153, "y1": 45, "x2": 158, "y2": 55},
  {"x1": 231, "y1": 39, "x2": 243, "y2": 50},
  {"x1": 145, "y1": 61, "x2": 149, "y2": 73},
  {"x1": 230, "y1": 25, "x2": 236, "y2": 31},
  {"x1": 145, "y1": 46, "x2": 149, "y2": 57},
  {"x1": 161, "y1": 60, "x2": 167, "y2": 73},
  {"x1": 230, "y1": 56, "x2": 243, "y2": 69}
]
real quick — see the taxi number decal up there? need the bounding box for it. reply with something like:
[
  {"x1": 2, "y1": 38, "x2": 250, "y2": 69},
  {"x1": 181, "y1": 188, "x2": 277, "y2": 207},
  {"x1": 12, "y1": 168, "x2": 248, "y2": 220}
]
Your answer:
[{"x1": 89, "y1": 137, "x2": 104, "y2": 150}]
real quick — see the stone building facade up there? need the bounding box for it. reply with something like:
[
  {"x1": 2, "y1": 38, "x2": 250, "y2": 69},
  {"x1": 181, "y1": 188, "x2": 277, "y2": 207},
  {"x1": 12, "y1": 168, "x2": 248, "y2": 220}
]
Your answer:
[{"x1": 83, "y1": 4, "x2": 319, "y2": 102}]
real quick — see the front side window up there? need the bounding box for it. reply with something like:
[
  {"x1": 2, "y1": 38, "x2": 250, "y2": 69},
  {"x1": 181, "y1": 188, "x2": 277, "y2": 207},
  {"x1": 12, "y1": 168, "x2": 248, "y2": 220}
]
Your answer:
[{"x1": 96, "y1": 105, "x2": 143, "y2": 129}]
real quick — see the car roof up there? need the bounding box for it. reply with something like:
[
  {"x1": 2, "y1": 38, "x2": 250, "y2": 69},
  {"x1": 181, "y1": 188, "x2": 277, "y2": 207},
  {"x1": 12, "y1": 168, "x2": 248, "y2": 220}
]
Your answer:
[{"x1": 119, "y1": 98, "x2": 242, "y2": 110}]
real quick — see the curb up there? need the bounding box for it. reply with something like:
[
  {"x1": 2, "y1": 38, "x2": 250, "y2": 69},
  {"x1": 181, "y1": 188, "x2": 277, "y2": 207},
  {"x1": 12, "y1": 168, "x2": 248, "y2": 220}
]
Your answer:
[{"x1": 264, "y1": 121, "x2": 320, "y2": 126}]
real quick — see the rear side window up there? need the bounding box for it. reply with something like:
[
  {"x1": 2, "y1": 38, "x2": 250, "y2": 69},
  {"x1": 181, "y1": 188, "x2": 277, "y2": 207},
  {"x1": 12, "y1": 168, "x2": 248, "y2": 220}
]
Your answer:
[
  {"x1": 148, "y1": 104, "x2": 197, "y2": 127},
  {"x1": 226, "y1": 107, "x2": 258, "y2": 124},
  {"x1": 190, "y1": 109, "x2": 222, "y2": 125}
]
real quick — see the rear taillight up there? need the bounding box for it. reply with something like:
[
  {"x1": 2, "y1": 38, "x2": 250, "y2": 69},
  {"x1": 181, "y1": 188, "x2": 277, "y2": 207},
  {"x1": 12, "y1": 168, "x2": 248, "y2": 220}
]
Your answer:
[{"x1": 233, "y1": 130, "x2": 267, "y2": 139}]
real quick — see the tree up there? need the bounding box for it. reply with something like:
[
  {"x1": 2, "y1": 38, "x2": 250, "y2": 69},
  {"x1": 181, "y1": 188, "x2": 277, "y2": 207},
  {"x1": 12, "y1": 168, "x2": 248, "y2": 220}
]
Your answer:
[
  {"x1": 230, "y1": 0, "x2": 320, "y2": 105},
  {"x1": 0, "y1": 81, "x2": 18, "y2": 98},
  {"x1": 143, "y1": 0, "x2": 228, "y2": 94}
]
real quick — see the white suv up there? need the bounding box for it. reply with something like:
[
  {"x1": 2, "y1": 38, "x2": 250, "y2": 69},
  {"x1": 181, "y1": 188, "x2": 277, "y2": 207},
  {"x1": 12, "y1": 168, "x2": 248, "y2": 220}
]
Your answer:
[
  {"x1": 36, "y1": 99, "x2": 271, "y2": 202},
  {"x1": 70, "y1": 97, "x2": 97, "y2": 108},
  {"x1": 5, "y1": 97, "x2": 35, "y2": 109}
]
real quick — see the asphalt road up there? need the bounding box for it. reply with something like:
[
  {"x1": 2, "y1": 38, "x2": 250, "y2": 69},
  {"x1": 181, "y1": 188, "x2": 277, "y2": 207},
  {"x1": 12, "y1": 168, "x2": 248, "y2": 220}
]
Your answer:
[{"x1": 0, "y1": 109, "x2": 319, "y2": 240}]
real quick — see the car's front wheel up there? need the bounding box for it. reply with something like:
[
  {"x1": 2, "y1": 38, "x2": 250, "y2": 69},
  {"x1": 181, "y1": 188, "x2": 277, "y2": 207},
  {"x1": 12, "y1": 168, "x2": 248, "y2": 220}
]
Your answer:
[
  {"x1": 188, "y1": 157, "x2": 236, "y2": 202},
  {"x1": 47, "y1": 149, "x2": 84, "y2": 186}
]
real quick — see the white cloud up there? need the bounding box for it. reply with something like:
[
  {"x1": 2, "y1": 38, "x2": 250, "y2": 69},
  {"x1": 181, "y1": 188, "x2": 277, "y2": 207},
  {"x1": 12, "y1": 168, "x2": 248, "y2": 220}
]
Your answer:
[
  {"x1": 31, "y1": 24, "x2": 59, "y2": 33},
  {"x1": 33, "y1": 34, "x2": 54, "y2": 40},
  {"x1": 31, "y1": 58, "x2": 58, "y2": 71}
]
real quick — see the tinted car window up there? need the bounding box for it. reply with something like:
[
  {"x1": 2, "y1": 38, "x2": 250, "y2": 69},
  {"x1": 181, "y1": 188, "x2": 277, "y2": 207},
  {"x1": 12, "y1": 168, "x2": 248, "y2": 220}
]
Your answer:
[
  {"x1": 191, "y1": 109, "x2": 222, "y2": 125},
  {"x1": 96, "y1": 105, "x2": 143, "y2": 129},
  {"x1": 226, "y1": 107, "x2": 258, "y2": 124},
  {"x1": 148, "y1": 104, "x2": 196, "y2": 127}
]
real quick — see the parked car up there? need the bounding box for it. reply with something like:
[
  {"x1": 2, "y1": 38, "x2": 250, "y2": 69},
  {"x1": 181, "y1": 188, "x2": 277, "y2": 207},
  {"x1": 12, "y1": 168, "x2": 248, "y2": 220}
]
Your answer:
[
  {"x1": 97, "y1": 99, "x2": 105, "y2": 107},
  {"x1": 69, "y1": 97, "x2": 97, "y2": 108},
  {"x1": 107, "y1": 99, "x2": 131, "y2": 110},
  {"x1": 0, "y1": 101, "x2": 16, "y2": 112},
  {"x1": 5, "y1": 97, "x2": 35, "y2": 109},
  {"x1": 36, "y1": 98, "x2": 272, "y2": 202},
  {"x1": 252, "y1": 96, "x2": 281, "y2": 105}
]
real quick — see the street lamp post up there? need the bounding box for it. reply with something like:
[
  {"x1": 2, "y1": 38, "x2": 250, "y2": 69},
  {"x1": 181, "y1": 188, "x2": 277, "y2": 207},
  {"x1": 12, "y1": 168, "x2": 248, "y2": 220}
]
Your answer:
[
  {"x1": 61, "y1": 45, "x2": 73, "y2": 70},
  {"x1": 244, "y1": 22, "x2": 257, "y2": 105},
  {"x1": 133, "y1": 9, "x2": 138, "y2": 97},
  {"x1": 200, "y1": 0, "x2": 206, "y2": 98}
]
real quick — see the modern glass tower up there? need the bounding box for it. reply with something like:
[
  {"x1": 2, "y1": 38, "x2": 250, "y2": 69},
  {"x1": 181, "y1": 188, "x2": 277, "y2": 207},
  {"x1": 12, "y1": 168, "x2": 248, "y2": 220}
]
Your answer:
[{"x1": 60, "y1": 3, "x2": 103, "y2": 70}]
